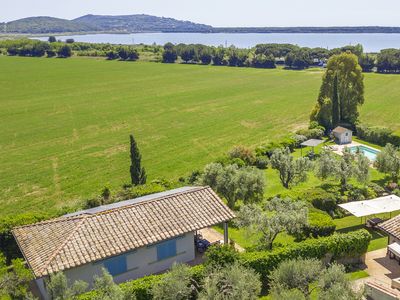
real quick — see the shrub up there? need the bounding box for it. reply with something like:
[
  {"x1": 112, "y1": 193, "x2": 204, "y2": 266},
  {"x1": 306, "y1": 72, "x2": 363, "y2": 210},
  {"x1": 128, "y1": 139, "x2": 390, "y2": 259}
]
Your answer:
[
  {"x1": 0, "y1": 213, "x2": 50, "y2": 262},
  {"x1": 346, "y1": 186, "x2": 374, "y2": 201},
  {"x1": 204, "y1": 244, "x2": 239, "y2": 270},
  {"x1": 368, "y1": 182, "x2": 386, "y2": 196},
  {"x1": 356, "y1": 124, "x2": 400, "y2": 147},
  {"x1": 254, "y1": 156, "x2": 269, "y2": 169},
  {"x1": 296, "y1": 128, "x2": 325, "y2": 139},
  {"x1": 239, "y1": 229, "x2": 371, "y2": 289},
  {"x1": 84, "y1": 197, "x2": 103, "y2": 209},
  {"x1": 187, "y1": 170, "x2": 202, "y2": 184},
  {"x1": 46, "y1": 49, "x2": 56, "y2": 57},
  {"x1": 228, "y1": 145, "x2": 256, "y2": 165},
  {"x1": 79, "y1": 265, "x2": 204, "y2": 300},
  {"x1": 300, "y1": 188, "x2": 339, "y2": 214},
  {"x1": 292, "y1": 134, "x2": 308, "y2": 148},
  {"x1": 57, "y1": 45, "x2": 72, "y2": 58},
  {"x1": 303, "y1": 211, "x2": 336, "y2": 238},
  {"x1": 255, "y1": 136, "x2": 298, "y2": 158},
  {"x1": 387, "y1": 182, "x2": 399, "y2": 191}
]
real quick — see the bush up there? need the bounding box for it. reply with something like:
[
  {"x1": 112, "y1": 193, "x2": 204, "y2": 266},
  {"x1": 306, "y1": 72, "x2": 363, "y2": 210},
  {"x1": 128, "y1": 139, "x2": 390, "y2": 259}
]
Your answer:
[
  {"x1": 303, "y1": 211, "x2": 336, "y2": 238},
  {"x1": 255, "y1": 136, "x2": 298, "y2": 158},
  {"x1": 187, "y1": 170, "x2": 201, "y2": 184},
  {"x1": 239, "y1": 229, "x2": 371, "y2": 289},
  {"x1": 296, "y1": 128, "x2": 325, "y2": 139},
  {"x1": 204, "y1": 244, "x2": 239, "y2": 269},
  {"x1": 292, "y1": 134, "x2": 308, "y2": 148},
  {"x1": 356, "y1": 124, "x2": 400, "y2": 147},
  {"x1": 79, "y1": 265, "x2": 205, "y2": 300},
  {"x1": 228, "y1": 145, "x2": 256, "y2": 165},
  {"x1": 0, "y1": 213, "x2": 50, "y2": 262},
  {"x1": 57, "y1": 45, "x2": 72, "y2": 58},
  {"x1": 368, "y1": 182, "x2": 386, "y2": 196},
  {"x1": 299, "y1": 188, "x2": 339, "y2": 214},
  {"x1": 254, "y1": 156, "x2": 269, "y2": 169},
  {"x1": 84, "y1": 197, "x2": 103, "y2": 209}
]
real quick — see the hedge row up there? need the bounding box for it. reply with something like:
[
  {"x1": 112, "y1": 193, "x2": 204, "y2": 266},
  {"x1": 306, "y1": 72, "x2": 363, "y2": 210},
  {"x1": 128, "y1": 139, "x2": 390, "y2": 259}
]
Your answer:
[
  {"x1": 0, "y1": 213, "x2": 50, "y2": 262},
  {"x1": 79, "y1": 265, "x2": 205, "y2": 300},
  {"x1": 240, "y1": 229, "x2": 371, "y2": 286},
  {"x1": 79, "y1": 229, "x2": 370, "y2": 299},
  {"x1": 356, "y1": 124, "x2": 400, "y2": 147}
]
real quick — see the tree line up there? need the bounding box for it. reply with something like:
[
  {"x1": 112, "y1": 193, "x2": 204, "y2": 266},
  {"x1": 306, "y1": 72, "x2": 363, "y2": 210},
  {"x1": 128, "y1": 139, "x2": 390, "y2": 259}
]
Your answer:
[
  {"x1": 0, "y1": 39, "x2": 141, "y2": 61},
  {"x1": 2, "y1": 38, "x2": 400, "y2": 73}
]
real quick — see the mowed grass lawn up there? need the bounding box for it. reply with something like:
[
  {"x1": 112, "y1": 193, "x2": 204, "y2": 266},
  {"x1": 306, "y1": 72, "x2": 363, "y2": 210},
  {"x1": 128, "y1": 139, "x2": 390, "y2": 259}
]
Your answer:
[{"x1": 1, "y1": 56, "x2": 400, "y2": 216}]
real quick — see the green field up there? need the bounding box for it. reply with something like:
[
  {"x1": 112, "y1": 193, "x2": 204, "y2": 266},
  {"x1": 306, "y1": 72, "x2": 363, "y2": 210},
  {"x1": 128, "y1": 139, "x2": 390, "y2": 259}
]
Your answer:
[{"x1": 1, "y1": 56, "x2": 400, "y2": 216}]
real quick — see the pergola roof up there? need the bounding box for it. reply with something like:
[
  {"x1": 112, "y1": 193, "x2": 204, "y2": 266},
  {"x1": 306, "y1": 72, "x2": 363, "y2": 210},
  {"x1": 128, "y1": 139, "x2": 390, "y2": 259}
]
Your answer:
[
  {"x1": 300, "y1": 139, "x2": 324, "y2": 147},
  {"x1": 338, "y1": 195, "x2": 400, "y2": 217}
]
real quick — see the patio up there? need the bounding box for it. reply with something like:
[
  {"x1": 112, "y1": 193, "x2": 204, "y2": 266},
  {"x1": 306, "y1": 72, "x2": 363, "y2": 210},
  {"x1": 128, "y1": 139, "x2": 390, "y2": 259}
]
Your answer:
[{"x1": 356, "y1": 248, "x2": 400, "y2": 298}]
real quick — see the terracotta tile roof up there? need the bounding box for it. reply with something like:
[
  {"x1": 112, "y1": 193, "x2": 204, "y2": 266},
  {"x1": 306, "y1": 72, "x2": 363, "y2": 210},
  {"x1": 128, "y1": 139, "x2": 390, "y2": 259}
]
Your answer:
[
  {"x1": 332, "y1": 126, "x2": 352, "y2": 134},
  {"x1": 12, "y1": 186, "x2": 235, "y2": 278},
  {"x1": 378, "y1": 215, "x2": 400, "y2": 240}
]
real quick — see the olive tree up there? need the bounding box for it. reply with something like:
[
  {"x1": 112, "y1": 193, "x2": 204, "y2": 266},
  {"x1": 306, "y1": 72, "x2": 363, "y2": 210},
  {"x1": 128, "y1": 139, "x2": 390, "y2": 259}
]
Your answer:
[
  {"x1": 92, "y1": 268, "x2": 125, "y2": 300},
  {"x1": 270, "y1": 259, "x2": 363, "y2": 300},
  {"x1": 201, "y1": 163, "x2": 265, "y2": 209},
  {"x1": 315, "y1": 149, "x2": 338, "y2": 181},
  {"x1": 270, "y1": 258, "x2": 322, "y2": 298},
  {"x1": 47, "y1": 272, "x2": 88, "y2": 300},
  {"x1": 316, "y1": 148, "x2": 370, "y2": 190},
  {"x1": 355, "y1": 152, "x2": 370, "y2": 185},
  {"x1": 270, "y1": 147, "x2": 312, "y2": 188},
  {"x1": 318, "y1": 264, "x2": 364, "y2": 300},
  {"x1": 0, "y1": 256, "x2": 34, "y2": 300},
  {"x1": 375, "y1": 143, "x2": 400, "y2": 182},
  {"x1": 235, "y1": 198, "x2": 308, "y2": 250},
  {"x1": 199, "y1": 263, "x2": 261, "y2": 300},
  {"x1": 152, "y1": 263, "x2": 194, "y2": 300}
]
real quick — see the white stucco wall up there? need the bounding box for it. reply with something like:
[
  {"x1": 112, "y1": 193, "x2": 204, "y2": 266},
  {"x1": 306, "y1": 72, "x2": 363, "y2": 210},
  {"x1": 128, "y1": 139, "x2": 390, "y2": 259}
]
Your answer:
[
  {"x1": 334, "y1": 131, "x2": 352, "y2": 144},
  {"x1": 36, "y1": 232, "x2": 195, "y2": 299}
]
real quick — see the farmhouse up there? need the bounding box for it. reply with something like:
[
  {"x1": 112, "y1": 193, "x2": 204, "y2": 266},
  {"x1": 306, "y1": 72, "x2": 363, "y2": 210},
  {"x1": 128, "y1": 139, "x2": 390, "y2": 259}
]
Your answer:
[
  {"x1": 12, "y1": 186, "x2": 235, "y2": 299},
  {"x1": 332, "y1": 126, "x2": 353, "y2": 144}
]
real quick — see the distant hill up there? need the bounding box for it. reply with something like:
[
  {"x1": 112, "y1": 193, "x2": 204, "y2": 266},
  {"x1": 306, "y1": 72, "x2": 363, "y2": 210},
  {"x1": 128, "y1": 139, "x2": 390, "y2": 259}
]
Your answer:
[
  {"x1": 0, "y1": 14, "x2": 213, "y2": 34},
  {"x1": 74, "y1": 14, "x2": 213, "y2": 33},
  {"x1": 0, "y1": 16, "x2": 97, "y2": 34},
  {"x1": 2, "y1": 15, "x2": 400, "y2": 34}
]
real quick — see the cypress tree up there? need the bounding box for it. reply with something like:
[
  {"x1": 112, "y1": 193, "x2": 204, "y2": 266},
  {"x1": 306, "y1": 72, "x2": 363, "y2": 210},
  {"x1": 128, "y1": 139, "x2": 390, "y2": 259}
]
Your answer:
[
  {"x1": 331, "y1": 73, "x2": 340, "y2": 127},
  {"x1": 129, "y1": 134, "x2": 147, "y2": 185}
]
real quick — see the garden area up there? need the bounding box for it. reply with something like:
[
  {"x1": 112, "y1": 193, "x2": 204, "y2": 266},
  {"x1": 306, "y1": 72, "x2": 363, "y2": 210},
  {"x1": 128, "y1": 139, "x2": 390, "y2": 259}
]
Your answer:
[{"x1": 3, "y1": 46, "x2": 400, "y2": 300}]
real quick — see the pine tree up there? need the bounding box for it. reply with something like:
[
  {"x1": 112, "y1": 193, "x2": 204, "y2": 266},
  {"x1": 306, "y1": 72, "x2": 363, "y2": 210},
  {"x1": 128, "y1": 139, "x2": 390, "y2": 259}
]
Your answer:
[
  {"x1": 331, "y1": 73, "x2": 340, "y2": 127},
  {"x1": 129, "y1": 134, "x2": 147, "y2": 185}
]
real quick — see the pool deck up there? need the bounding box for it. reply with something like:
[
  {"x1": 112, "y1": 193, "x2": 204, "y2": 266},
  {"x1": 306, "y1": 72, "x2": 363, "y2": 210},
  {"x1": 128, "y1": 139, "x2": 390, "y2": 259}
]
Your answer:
[{"x1": 329, "y1": 141, "x2": 380, "y2": 158}]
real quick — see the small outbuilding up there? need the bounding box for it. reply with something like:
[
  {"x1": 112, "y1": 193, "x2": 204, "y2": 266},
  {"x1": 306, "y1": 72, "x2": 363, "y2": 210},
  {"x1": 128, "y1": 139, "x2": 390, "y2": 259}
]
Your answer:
[{"x1": 332, "y1": 126, "x2": 352, "y2": 145}]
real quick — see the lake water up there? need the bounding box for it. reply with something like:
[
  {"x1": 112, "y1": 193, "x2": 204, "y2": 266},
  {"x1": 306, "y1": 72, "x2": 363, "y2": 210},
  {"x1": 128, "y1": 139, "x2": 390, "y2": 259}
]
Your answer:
[{"x1": 36, "y1": 32, "x2": 400, "y2": 52}]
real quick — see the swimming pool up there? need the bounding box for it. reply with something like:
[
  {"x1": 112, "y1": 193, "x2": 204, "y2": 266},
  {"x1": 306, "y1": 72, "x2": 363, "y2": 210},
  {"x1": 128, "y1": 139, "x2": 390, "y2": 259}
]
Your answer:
[{"x1": 349, "y1": 145, "x2": 380, "y2": 161}]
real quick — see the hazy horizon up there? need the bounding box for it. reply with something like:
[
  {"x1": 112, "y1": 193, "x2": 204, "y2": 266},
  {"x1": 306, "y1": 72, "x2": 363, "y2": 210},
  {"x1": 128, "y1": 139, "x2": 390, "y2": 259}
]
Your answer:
[{"x1": 2, "y1": 0, "x2": 400, "y2": 27}]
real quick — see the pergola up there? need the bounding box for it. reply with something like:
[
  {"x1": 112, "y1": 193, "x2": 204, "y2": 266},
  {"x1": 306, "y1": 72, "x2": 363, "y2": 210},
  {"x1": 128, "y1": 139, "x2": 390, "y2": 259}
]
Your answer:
[
  {"x1": 339, "y1": 195, "x2": 400, "y2": 222},
  {"x1": 300, "y1": 139, "x2": 324, "y2": 156}
]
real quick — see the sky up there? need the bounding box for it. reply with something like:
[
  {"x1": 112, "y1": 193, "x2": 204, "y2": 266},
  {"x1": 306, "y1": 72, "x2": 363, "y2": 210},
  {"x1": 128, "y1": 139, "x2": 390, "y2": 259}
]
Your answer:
[{"x1": 2, "y1": 0, "x2": 400, "y2": 27}]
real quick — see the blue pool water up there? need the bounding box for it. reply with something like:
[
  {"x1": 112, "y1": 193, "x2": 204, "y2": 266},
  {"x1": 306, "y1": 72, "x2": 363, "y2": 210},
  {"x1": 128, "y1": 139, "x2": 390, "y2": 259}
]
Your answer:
[{"x1": 349, "y1": 145, "x2": 379, "y2": 161}]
